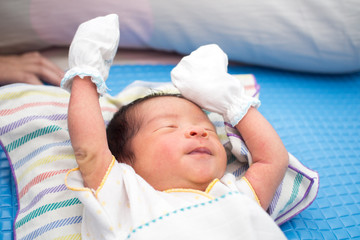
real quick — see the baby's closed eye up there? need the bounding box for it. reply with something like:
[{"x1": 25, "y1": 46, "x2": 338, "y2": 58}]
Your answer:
[
  {"x1": 164, "y1": 125, "x2": 178, "y2": 129},
  {"x1": 154, "y1": 124, "x2": 178, "y2": 132}
]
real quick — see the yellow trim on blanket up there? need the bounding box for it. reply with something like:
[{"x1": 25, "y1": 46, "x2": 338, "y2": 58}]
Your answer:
[
  {"x1": 164, "y1": 179, "x2": 220, "y2": 200},
  {"x1": 64, "y1": 156, "x2": 116, "y2": 198},
  {"x1": 205, "y1": 179, "x2": 219, "y2": 193},
  {"x1": 242, "y1": 177, "x2": 261, "y2": 206},
  {"x1": 164, "y1": 188, "x2": 215, "y2": 200},
  {"x1": 95, "y1": 156, "x2": 116, "y2": 198},
  {"x1": 64, "y1": 167, "x2": 92, "y2": 193}
]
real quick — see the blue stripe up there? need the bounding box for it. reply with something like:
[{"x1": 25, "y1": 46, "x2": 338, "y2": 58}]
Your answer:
[
  {"x1": 14, "y1": 140, "x2": 71, "y2": 170},
  {"x1": 20, "y1": 216, "x2": 82, "y2": 240},
  {"x1": 0, "y1": 114, "x2": 67, "y2": 136},
  {"x1": 278, "y1": 173, "x2": 303, "y2": 215}
]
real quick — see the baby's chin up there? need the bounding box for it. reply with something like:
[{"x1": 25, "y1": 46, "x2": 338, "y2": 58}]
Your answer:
[{"x1": 187, "y1": 166, "x2": 226, "y2": 189}]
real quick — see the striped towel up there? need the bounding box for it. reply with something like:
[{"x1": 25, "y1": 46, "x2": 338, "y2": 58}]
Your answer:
[
  {"x1": 0, "y1": 83, "x2": 118, "y2": 239},
  {"x1": 0, "y1": 77, "x2": 318, "y2": 239}
]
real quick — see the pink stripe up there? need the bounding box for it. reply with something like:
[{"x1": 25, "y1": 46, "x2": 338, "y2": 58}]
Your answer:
[
  {"x1": 0, "y1": 102, "x2": 117, "y2": 116},
  {"x1": 19, "y1": 169, "x2": 69, "y2": 199},
  {"x1": 0, "y1": 102, "x2": 118, "y2": 116},
  {"x1": 0, "y1": 102, "x2": 68, "y2": 116}
]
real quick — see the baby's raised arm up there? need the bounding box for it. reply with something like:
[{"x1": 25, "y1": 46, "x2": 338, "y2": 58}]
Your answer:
[
  {"x1": 171, "y1": 44, "x2": 288, "y2": 210},
  {"x1": 61, "y1": 14, "x2": 119, "y2": 190},
  {"x1": 67, "y1": 76, "x2": 113, "y2": 190},
  {"x1": 234, "y1": 107, "x2": 288, "y2": 209}
]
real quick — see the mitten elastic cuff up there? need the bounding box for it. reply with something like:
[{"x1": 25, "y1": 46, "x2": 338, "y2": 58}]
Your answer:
[{"x1": 61, "y1": 66, "x2": 108, "y2": 96}]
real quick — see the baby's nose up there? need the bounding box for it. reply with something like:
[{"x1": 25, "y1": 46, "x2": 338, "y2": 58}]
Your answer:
[{"x1": 185, "y1": 126, "x2": 209, "y2": 138}]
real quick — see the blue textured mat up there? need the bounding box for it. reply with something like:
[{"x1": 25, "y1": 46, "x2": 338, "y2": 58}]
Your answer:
[{"x1": 1, "y1": 65, "x2": 360, "y2": 239}]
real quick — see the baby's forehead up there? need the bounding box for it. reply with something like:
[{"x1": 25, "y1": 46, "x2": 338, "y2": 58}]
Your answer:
[
  {"x1": 144, "y1": 95, "x2": 202, "y2": 110},
  {"x1": 138, "y1": 95, "x2": 210, "y2": 121}
]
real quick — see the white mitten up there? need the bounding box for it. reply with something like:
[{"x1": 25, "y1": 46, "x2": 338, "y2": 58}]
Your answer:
[
  {"x1": 171, "y1": 44, "x2": 260, "y2": 126},
  {"x1": 61, "y1": 14, "x2": 120, "y2": 96}
]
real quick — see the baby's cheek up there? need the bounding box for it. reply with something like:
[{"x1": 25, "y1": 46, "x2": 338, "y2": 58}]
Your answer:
[
  {"x1": 216, "y1": 144, "x2": 228, "y2": 166},
  {"x1": 157, "y1": 139, "x2": 179, "y2": 160}
]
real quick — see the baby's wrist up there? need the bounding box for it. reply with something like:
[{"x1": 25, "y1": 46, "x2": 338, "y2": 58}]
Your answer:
[
  {"x1": 61, "y1": 66, "x2": 108, "y2": 96},
  {"x1": 225, "y1": 96, "x2": 261, "y2": 126}
]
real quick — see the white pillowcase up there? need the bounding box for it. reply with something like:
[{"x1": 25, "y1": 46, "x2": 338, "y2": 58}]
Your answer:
[{"x1": 1, "y1": 0, "x2": 359, "y2": 73}]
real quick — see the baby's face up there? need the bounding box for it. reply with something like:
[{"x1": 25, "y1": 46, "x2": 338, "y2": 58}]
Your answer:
[{"x1": 131, "y1": 96, "x2": 227, "y2": 191}]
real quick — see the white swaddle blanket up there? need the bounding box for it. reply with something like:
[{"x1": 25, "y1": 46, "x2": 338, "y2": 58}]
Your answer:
[
  {"x1": 66, "y1": 158, "x2": 286, "y2": 240},
  {"x1": 108, "y1": 78, "x2": 319, "y2": 224},
  {"x1": 65, "y1": 76, "x2": 318, "y2": 239}
]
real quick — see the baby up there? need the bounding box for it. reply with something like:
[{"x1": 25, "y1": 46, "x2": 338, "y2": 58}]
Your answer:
[{"x1": 62, "y1": 14, "x2": 288, "y2": 239}]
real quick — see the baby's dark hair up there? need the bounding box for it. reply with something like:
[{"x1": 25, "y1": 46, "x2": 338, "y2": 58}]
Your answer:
[{"x1": 106, "y1": 93, "x2": 183, "y2": 165}]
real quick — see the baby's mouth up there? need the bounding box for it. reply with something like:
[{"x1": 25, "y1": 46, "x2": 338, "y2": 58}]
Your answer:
[{"x1": 188, "y1": 147, "x2": 212, "y2": 155}]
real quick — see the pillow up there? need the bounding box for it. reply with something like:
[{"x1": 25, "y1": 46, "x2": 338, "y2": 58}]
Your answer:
[
  {"x1": 1, "y1": 0, "x2": 359, "y2": 73},
  {"x1": 0, "y1": 78, "x2": 318, "y2": 239}
]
